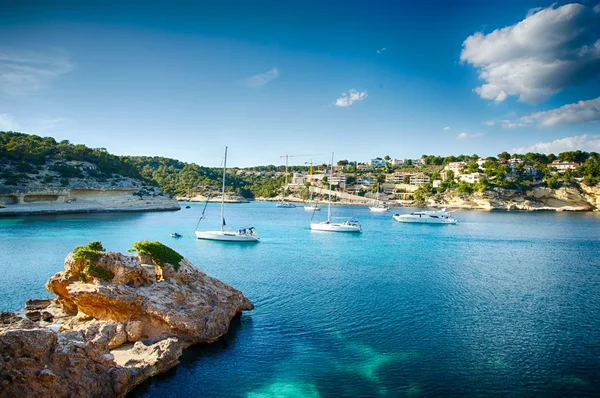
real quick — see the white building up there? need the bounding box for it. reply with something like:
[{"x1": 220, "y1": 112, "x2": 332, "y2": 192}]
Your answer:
[
  {"x1": 329, "y1": 175, "x2": 347, "y2": 188},
  {"x1": 386, "y1": 173, "x2": 410, "y2": 184},
  {"x1": 290, "y1": 172, "x2": 307, "y2": 186},
  {"x1": 409, "y1": 174, "x2": 430, "y2": 185},
  {"x1": 458, "y1": 172, "x2": 485, "y2": 183},
  {"x1": 477, "y1": 158, "x2": 487, "y2": 167},
  {"x1": 356, "y1": 164, "x2": 371, "y2": 172},
  {"x1": 391, "y1": 158, "x2": 406, "y2": 167},
  {"x1": 369, "y1": 158, "x2": 386, "y2": 167},
  {"x1": 412, "y1": 158, "x2": 425, "y2": 166},
  {"x1": 444, "y1": 161, "x2": 467, "y2": 173},
  {"x1": 551, "y1": 160, "x2": 578, "y2": 172}
]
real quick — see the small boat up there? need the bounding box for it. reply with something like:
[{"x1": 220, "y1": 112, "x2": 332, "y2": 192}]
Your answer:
[
  {"x1": 185, "y1": 205, "x2": 191, "y2": 209},
  {"x1": 304, "y1": 203, "x2": 321, "y2": 211},
  {"x1": 170, "y1": 232, "x2": 182, "y2": 238},
  {"x1": 276, "y1": 202, "x2": 296, "y2": 208},
  {"x1": 194, "y1": 147, "x2": 260, "y2": 242},
  {"x1": 392, "y1": 208, "x2": 458, "y2": 224},
  {"x1": 310, "y1": 153, "x2": 361, "y2": 233},
  {"x1": 369, "y1": 202, "x2": 389, "y2": 212}
]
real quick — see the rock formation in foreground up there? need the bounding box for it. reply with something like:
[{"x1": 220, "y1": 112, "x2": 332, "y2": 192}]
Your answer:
[{"x1": 0, "y1": 241, "x2": 253, "y2": 397}]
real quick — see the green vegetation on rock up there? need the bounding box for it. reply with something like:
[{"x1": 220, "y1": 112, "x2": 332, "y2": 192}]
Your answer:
[
  {"x1": 73, "y1": 241, "x2": 113, "y2": 281},
  {"x1": 128, "y1": 241, "x2": 183, "y2": 270},
  {"x1": 84, "y1": 264, "x2": 114, "y2": 281}
]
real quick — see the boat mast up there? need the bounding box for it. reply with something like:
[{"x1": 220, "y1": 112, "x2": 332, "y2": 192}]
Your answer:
[
  {"x1": 328, "y1": 152, "x2": 333, "y2": 222},
  {"x1": 284, "y1": 154, "x2": 289, "y2": 200},
  {"x1": 221, "y1": 146, "x2": 227, "y2": 232}
]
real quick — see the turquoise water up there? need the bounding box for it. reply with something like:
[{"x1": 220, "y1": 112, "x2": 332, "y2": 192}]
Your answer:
[{"x1": 1, "y1": 203, "x2": 600, "y2": 396}]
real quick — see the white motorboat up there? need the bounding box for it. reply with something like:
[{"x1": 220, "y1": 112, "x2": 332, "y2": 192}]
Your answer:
[
  {"x1": 310, "y1": 218, "x2": 362, "y2": 232},
  {"x1": 276, "y1": 202, "x2": 296, "y2": 208},
  {"x1": 195, "y1": 147, "x2": 260, "y2": 242},
  {"x1": 310, "y1": 153, "x2": 361, "y2": 233},
  {"x1": 304, "y1": 204, "x2": 321, "y2": 211},
  {"x1": 392, "y1": 208, "x2": 458, "y2": 224}
]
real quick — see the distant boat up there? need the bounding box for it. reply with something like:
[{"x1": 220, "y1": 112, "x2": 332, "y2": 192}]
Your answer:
[
  {"x1": 393, "y1": 208, "x2": 458, "y2": 224},
  {"x1": 304, "y1": 203, "x2": 321, "y2": 211},
  {"x1": 276, "y1": 202, "x2": 296, "y2": 208},
  {"x1": 310, "y1": 153, "x2": 361, "y2": 233},
  {"x1": 194, "y1": 147, "x2": 260, "y2": 242},
  {"x1": 369, "y1": 185, "x2": 389, "y2": 212},
  {"x1": 170, "y1": 232, "x2": 182, "y2": 238}
]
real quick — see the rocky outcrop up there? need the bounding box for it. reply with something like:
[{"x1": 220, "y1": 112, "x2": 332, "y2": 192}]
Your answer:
[
  {"x1": 427, "y1": 185, "x2": 598, "y2": 211},
  {"x1": 0, "y1": 243, "x2": 253, "y2": 397}
]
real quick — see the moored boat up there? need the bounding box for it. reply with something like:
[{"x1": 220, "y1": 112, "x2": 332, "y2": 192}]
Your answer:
[{"x1": 392, "y1": 208, "x2": 458, "y2": 224}]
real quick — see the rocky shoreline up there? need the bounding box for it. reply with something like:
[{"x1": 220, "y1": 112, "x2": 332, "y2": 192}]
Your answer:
[{"x1": 0, "y1": 242, "x2": 253, "y2": 397}]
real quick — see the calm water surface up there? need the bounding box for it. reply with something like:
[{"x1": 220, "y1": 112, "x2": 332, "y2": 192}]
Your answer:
[{"x1": 1, "y1": 203, "x2": 599, "y2": 397}]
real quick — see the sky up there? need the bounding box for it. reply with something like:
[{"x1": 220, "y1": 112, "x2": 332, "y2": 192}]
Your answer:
[{"x1": 0, "y1": 0, "x2": 599, "y2": 167}]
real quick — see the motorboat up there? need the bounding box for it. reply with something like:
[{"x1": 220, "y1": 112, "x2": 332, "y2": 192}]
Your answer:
[
  {"x1": 310, "y1": 218, "x2": 362, "y2": 232},
  {"x1": 310, "y1": 152, "x2": 361, "y2": 233},
  {"x1": 304, "y1": 203, "x2": 321, "y2": 211},
  {"x1": 170, "y1": 232, "x2": 182, "y2": 238},
  {"x1": 392, "y1": 208, "x2": 458, "y2": 224},
  {"x1": 194, "y1": 147, "x2": 260, "y2": 242},
  {"x1": 276, "y1": 202, "x2": 296, "y2": 208}
]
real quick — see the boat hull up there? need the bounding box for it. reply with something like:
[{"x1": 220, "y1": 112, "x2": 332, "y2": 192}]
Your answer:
[
  {"x1": 195, "y1": 230, "x2": 260, "y2": 242},
  {"x1": 369, "y1": 207, "x2": 388, "y2": 212},
  {"x1": 310, "y1": 222, "x2": 362, "y2": 232},
  {"x1": 276, "y1": 203, "x2": 296, "y2": 208},
  {"x1": 392, "y1": 215, "x2": 457, "y2": 224},
  {"x1": 304, "y1": 206, "x2": 321, "y2": 211}
]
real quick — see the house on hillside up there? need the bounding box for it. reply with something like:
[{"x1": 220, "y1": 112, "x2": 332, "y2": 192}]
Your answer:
[
  {"x1": 369, "y1": 158, "x2": 386, "y2": 167},
  {"x1": 444, "y1": 161, "x2": 467, "y2": 173},
  {"x1": 409, "y1": 174, "x2": 430, "y2": 185},
  {"x1": 551, "y1": 160, "x2": 579, "y2": 172}
]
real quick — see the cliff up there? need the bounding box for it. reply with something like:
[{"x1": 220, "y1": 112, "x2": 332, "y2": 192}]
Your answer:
[
  {"x1": 0, "y1": 242, "x2": 253, "y2": 397},
  {"x1": 0, "y1": 158, "x2": 180, "y2": 215},
  {"x1": 426, "y1": 185, "x2": 600, "y2": 211}
]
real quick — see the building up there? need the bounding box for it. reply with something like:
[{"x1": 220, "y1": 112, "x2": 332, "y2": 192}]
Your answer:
[
  {"x1": 409, "y1": 174, "x2": 430, "y2": 185},
  {"x1": 358, "y1": 176, "x2": 374, "y2": 185},
  {"x1": 390, "y1": 158, "x2": 406, "y2": 167},
  {"x1": 412, "y1": 158, "x2": 425, "y2": 166},
  {"x1": 356, "y1": 164, "x2": 371, "y2": 172},
  {"x1": 458, "y1": 172, "x2": 485, "y2": 183},
  {"x1": 551, "y1": 160, "x2": 579, "y2": 172},
  {"x1": 444, "y1": 161, "x2": 467, "y2": 173},
  {"x1": 345, "y1": 185, "x2": 365, "y2": 195},
  {"x1": 329, "y1": 175, "x2": 347, "y2": 188},
  {"x1": 369, "y1": 158, "x2": 386, "y2": 167},
  {"x1": 381, "y1": 183, "x2": 395, "y2": 195},
  {"x1": 477, "y1": 158, "x2": 487, "y2": 167},
  {"x1": 290, "y1": 172, "x2": 307, "y2": 186},
  {"x1": 386, "y1": 172, "x2": 410, "y2": 184}
]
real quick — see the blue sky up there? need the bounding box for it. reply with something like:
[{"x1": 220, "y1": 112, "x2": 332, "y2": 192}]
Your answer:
[{"x1": 1, "y1": 0, "x2": 599, "y2": 167}]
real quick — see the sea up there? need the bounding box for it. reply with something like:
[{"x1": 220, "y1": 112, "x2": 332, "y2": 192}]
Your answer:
[{"x1": 1, "y1": 203, "x2": 599, "y2": 397}]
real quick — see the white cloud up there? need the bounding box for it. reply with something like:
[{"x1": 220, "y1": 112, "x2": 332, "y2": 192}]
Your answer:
[
  {"x1": 461, "y1": 3, "x2": 600, "y2": 103},
  {"x1": 457, "y1": 132, "x2": 484, "y2": 140},
  {"x1": 511, "y1": 134, "x2": 600, "y2": 154},
  {"x1": 0, "y1": 49, "x2": 74, "y2": 95},
  {"x1": 0, "y1": 113, "x2": 20, "y2": 130},
  {"x1": 244, "y1": 67, "x2": 279, "y2": 87},
  {"x1": 376, "y1": 47, "x2": 386, "y2": 54},
  {"x1": 334, "y1": 89, "x2": 368, "y2": 107},
  {"x1": 484, "y1": 120, "x2": 495, "y2": 126},
  {"x1": 443, "y1": 126, "x2": 450, "y2": 130},
  {"x1": 520, "y1": 96, "x2": 600, "y2": 128}
]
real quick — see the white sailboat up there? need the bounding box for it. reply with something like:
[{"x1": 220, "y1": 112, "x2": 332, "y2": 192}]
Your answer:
[
  {"x1": 310, "y1": 153, "x2": 361, "y2": 233},
  {"x1": 195, "y1": 147, "x2": 260, "y2": 242},
  {"x1": 369, "y1": 184, "x2": 389, "y2": 212},
  {"x1": 276, "y1": 154, "x2": 297, "y2": 208}
]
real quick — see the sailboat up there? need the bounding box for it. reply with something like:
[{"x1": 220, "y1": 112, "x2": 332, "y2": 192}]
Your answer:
[
  {"x1": 369, "y1": 184, "x2": 389, "y2": 212},
  {"x1": 194, "y1": 147, "x2": 260, "y2": 242},
  {"x1": 310, "y1": 153, "x2": 362, "y2": 233},
  {"x1": 276, "y1": 154, "x2": 297, "y2": 208},
  {"x1": 304, "y1": 160, "x2": 321, "y2": 211}
]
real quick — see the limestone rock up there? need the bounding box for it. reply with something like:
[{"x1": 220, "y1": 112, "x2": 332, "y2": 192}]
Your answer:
[{"x1": 1, "y1": 244, "x2": 253, "y2": 397}]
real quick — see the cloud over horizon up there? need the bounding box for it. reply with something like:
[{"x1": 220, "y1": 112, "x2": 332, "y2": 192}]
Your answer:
[
  {"x1": 334, "y1": 89, "x2": 368, "y2": 107},
  {"x1": 461, "y1": 3, "x2": 600, "y2": 103},
  {"x1": 511, "y1": 134, "x2": 600, "y2": 154},
  {"x1": 244, "y1": 67, "x2": 279, "y2": 87},
  {"x1": 0, "y1": 49, "x2": 74, "y2": 95}
]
